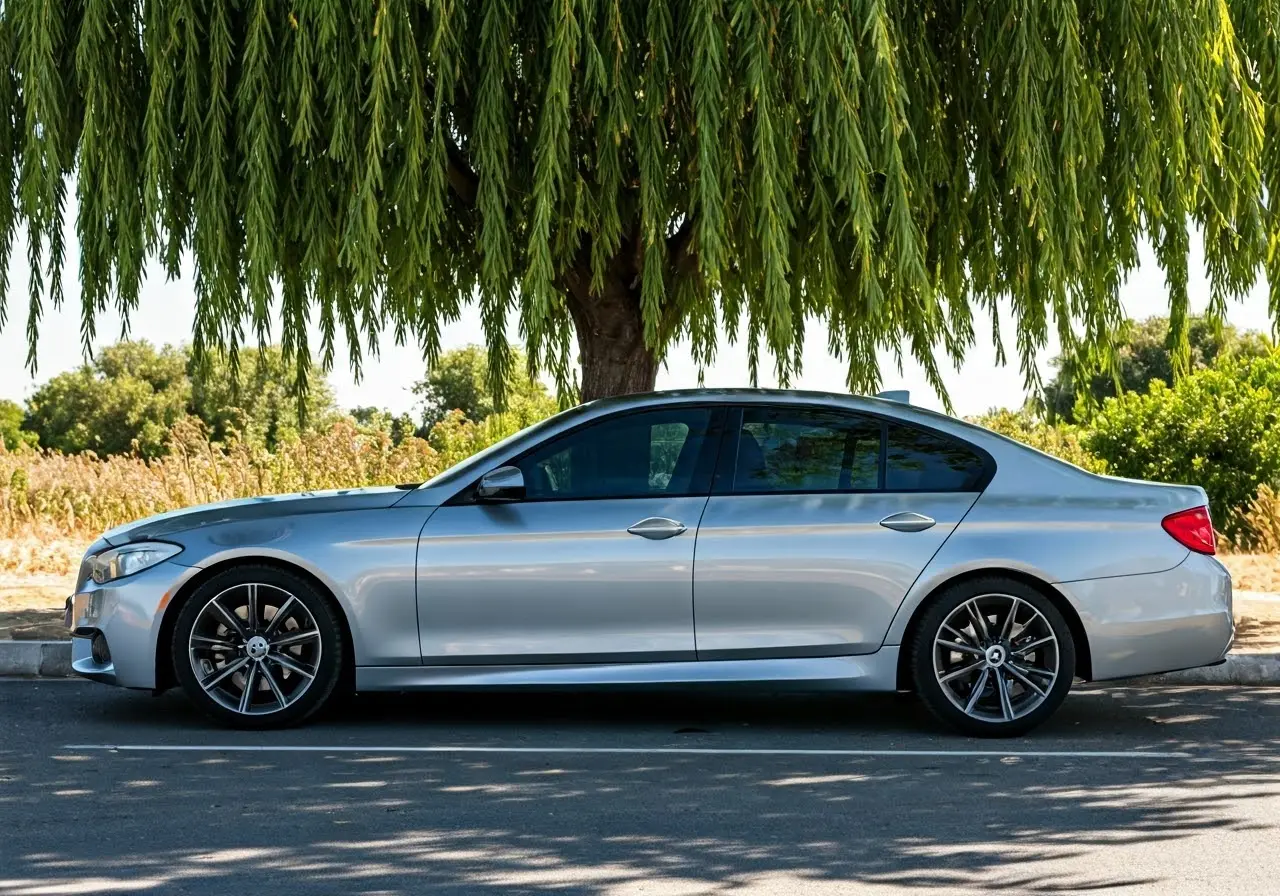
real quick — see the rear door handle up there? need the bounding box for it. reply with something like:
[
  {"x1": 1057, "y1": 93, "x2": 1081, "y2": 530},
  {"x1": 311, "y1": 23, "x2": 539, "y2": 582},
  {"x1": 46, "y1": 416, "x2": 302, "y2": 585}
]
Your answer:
[
  {"x1": 879, "y1": 512, "x2": 936, "y2": 533},
  {"x1": 627, "y1": 517, "x2": 687, "y2": 540}
]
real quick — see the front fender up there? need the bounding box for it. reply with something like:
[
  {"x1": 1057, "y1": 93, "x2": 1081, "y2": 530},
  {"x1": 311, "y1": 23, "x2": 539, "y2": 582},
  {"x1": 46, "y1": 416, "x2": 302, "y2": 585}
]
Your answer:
[{"x1": 163, "y1": 507, "x2": 427, "y2": 666}]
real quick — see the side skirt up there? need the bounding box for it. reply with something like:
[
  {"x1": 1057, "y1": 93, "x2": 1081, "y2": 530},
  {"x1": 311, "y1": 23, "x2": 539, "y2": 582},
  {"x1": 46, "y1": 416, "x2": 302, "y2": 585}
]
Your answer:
[{"x1": 355, "y1": 648, "x2": 900, "y2": 692}]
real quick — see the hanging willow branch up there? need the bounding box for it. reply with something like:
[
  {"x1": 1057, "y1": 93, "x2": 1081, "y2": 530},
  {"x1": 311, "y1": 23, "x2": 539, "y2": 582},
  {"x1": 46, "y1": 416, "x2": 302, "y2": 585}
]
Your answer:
[{"x1": 1, "y1": 0, "x2": 1277, "y2": 405}]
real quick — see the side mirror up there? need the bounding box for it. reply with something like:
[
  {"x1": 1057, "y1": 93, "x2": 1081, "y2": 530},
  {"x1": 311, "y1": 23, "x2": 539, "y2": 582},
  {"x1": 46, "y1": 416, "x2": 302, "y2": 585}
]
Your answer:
[{"x1": 477, "y1": 465, "x2": 525, "y2": 502}]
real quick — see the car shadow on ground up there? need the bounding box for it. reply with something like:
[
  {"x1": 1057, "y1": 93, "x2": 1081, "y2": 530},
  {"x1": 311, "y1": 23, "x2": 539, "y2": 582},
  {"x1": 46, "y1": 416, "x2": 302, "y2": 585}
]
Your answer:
[
  {"x1": 2, "y1": 684, "x2": 1278, "y2": 895},
  {"x1": 58, "y1": 678, "x2": 1280, "y2": 744}
]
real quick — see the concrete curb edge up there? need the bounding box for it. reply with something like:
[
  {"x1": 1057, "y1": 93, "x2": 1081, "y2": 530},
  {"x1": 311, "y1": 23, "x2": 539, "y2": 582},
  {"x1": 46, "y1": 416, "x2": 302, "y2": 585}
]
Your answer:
[
  {"x1": 1, "y1": 640, "x2": 1279, "y2": 686},
  {"x1": 0, "y1": 640, "x2": 73, "y2": 678}
]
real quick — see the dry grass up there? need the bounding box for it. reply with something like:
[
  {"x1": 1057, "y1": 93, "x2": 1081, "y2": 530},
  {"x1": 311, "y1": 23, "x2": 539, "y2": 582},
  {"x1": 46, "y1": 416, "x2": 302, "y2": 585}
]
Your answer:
[
  {"x1": 1238, "y1": 485, "x2": 1280, "y2": 555},
  {"x1": 1, "y1": 416, "x2": 449, "y2": 541},
  {"x1": 1219, "y1": 553, "x2": 1280, "y2": 593},
  {"x1": 0, "y1": 531, "x2": 83, "y2": 582},
  {"x1": 0, "y1": 410, "x2": 529, "y2": 586}
]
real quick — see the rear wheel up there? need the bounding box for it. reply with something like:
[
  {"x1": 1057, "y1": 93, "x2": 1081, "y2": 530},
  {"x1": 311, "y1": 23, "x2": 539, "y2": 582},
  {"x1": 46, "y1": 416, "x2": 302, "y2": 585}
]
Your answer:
[
  {"x1": 910, "y1": 577, "x2": 1075, "y2": 737},
  {"x1": 172, "y1": 566, "x2": 345, "y2": 729}
]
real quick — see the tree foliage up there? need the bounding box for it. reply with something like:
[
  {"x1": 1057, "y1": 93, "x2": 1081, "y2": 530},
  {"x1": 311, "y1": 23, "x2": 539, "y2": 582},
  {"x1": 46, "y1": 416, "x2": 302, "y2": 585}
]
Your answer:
[
  {"x1": 0, "y1": 0, "x2": 1277, "y2": 403},
  {"x1": 189, "y1": 343, "x2": 338, "y2": 446},
  {"x1": 413, "y1": 344, "x2": 556, "y2": 430},
  {"x1": 0, "y1": 398, "x2": 37, "y2": 451},
  {"x1": 23, "y1": 342, "x2": 192, "y2": 457},
  {"x1": 349, "y1": 405, "x2": 418, "y2": 445},
  {"x1": 1044, "y1": 315, "x2": 1272, "y2": 422},
  {"x1": 22, "y1": 340, "x2": 336, "y2": 457}
]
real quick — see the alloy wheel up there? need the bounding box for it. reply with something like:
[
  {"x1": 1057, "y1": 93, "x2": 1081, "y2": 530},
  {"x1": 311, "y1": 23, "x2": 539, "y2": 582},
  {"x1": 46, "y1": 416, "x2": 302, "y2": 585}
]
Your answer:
[
  {"x1": 187, "y1": 582, "x2": 322, "y2": 716},
  {"x1": 932, "y1": 593, "x2": 1060, "y2": 724}
]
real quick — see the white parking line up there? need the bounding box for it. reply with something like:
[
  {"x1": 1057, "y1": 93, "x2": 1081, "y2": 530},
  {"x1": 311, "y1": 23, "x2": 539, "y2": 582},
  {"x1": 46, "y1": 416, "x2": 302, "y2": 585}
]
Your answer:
[{"x1": 65, "y1": 744, "x2": 1193, "y2": 759}]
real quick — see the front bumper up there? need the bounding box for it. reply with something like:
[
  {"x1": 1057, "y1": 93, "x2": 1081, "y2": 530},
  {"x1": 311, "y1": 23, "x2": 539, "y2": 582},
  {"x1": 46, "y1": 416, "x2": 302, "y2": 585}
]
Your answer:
[
  {"x1": 1058, "y1": 551, "x2": 1234, "y2": 681},
  {"x1": 65, "y1": 560, "x2": 200, "y2": 689}
]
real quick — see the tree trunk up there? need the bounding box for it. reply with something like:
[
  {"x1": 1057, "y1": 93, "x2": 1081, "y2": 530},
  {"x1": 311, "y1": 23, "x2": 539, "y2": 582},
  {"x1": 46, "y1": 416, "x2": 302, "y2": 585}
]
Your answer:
[{"x1": 562, "y1": 265, "x2": 659, "y2": 402}]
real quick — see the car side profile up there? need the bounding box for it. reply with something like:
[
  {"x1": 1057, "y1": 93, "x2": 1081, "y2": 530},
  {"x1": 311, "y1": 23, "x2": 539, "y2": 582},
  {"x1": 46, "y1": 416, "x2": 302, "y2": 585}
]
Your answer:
[{"x1": 65, "y1": 389, "x2": 1234, "y2": 736}]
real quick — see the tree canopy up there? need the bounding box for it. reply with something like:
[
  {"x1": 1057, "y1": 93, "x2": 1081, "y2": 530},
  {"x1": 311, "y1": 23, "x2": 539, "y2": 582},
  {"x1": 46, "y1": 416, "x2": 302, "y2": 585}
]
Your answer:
[
  {"x1": 22, "y1": 340, "x2": 337, "y2": 456},
  {"x1": 189, "y1": 343, "x2": 339, "y2": 445},
  {"x1": 1, "y1": 0, "x2": 1277, "y2": 404},
  {"x1": 23, "y1": 341, "x2": 192, "y2": 456},
  {"x1": 413, "y1": 344, "x2": 555, "y2": 430},
  {"x1": 349, "y1": 405, "x2": 419, "y2": 445},
  {"x1": 1043, "y1": 315, "x2": 1273, "y2": 422},
  {"x1": 0, "y1": 398, "x2": 36, "y2": 451}
]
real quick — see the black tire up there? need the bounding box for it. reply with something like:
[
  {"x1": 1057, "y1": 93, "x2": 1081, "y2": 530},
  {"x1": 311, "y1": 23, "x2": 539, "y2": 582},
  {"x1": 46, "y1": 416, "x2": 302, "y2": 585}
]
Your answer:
[
  {"x1": 910, "y1": 577, "x2": 1076, "y2": 738},
  {"x1": 172, "y1": 565, "x2": 346, "y2": 729}
]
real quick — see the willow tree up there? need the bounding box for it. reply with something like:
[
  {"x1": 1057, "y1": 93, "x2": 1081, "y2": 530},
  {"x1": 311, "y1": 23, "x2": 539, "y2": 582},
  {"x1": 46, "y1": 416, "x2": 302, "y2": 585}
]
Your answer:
[{"x1": 1, "y1": 1, "x2": 1277, "y2": 403}]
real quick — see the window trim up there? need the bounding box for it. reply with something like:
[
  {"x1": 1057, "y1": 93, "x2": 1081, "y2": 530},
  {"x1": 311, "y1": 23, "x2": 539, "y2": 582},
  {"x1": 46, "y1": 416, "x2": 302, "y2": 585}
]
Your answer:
[
  {"x1": 445, "y1": 404, "x2": 730, "y2": 506},
  {"x1": 712, "y1": 403, "x2": 995, "y2": 497}
]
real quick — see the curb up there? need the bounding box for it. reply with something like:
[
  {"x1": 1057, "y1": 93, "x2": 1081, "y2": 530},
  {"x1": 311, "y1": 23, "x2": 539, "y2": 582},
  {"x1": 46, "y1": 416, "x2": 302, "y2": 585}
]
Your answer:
[
  {"x1": 1, "y1": 640, "x2": 1278, "y2": 685},
  {"x1": 0, "y1": 640, "x2": 73, "y2": 678}
]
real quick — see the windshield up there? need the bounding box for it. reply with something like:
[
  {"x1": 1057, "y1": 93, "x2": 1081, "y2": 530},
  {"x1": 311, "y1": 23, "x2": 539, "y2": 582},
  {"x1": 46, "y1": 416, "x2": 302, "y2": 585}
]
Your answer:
[{"x1": 418, "y1": 402, "x2": 597, "y2": 490}]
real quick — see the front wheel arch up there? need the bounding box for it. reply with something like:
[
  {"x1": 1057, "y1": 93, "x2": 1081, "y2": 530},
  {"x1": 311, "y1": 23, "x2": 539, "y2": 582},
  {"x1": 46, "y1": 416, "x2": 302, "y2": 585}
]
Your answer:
[
  {"x1": 155, "y1": 557, "x2": 356, "y2": 696},
  {"x1": 894, "y1": 568, "x2": 1092, "y2": 691}
]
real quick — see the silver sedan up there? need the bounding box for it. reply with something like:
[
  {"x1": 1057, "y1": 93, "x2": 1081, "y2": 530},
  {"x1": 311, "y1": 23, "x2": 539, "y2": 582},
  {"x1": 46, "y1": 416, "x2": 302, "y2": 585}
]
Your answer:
[{"x1": 65, "y1": 389, "x2": 1234, "y2": 736}]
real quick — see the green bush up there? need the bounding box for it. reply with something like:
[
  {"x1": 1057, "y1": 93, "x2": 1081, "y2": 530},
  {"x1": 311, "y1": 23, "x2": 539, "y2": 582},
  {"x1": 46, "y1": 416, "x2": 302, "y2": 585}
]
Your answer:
[
  {"x1": 968, "y1": 409, "x2": 1107, "y2": 474},
  {"x1": 1042, "y1": 315, "x2": 1271, "y2": 423},
  {"x1": 1085, "y1": 354, "x2": 1280, "y2": 539},
  {"x1": 0, "y1": 399, "x2": 37, "y2": 452}
]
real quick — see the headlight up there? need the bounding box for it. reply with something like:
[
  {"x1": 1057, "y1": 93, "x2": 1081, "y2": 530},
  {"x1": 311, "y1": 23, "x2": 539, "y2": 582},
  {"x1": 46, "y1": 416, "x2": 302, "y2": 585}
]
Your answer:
[{"x1": 89, "y1": 542, "x2": 182, "y2": 584}]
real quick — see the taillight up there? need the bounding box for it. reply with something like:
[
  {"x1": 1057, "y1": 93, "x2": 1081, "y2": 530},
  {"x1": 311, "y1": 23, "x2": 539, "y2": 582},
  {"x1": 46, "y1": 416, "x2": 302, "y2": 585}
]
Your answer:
[{"x1": 1161, "y1": 506, "x2": 1216, "y2": 555}]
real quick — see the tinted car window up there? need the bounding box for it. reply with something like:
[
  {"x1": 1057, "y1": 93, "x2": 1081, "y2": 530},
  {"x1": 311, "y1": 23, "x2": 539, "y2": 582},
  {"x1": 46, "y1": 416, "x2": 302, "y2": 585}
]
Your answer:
[
  {"x1": 518, "y1": 407, "x2": 716, "y2": 500},
  {"x1": 885, "y1": 423, "x2": 986, "y2": 491},
  {"x1": 732, "y1": 408, "x2": 881, "y2": 493}
]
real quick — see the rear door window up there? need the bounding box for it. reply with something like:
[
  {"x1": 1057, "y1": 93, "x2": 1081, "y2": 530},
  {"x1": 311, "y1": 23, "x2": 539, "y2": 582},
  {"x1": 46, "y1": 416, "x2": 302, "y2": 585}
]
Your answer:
[
  {"x1": 885, "y1": 423, "x2": 987, "y2": 491},
  {"x1": 730, "y1": 408, "x2": 882, "y2": 493}
]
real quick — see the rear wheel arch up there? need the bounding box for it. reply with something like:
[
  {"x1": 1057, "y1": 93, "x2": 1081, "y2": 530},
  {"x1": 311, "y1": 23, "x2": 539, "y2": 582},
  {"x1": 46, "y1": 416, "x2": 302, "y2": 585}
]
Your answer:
[
  {"x1": 155, "y1": 557, "x2": 356, "y2": 695},
  {"x1": 894, "y1": 567, "x2": 1092, "y2": 690}
]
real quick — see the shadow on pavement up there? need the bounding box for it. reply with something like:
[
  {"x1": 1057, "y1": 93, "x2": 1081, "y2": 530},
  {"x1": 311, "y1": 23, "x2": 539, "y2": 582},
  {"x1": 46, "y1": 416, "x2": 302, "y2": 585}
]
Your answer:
[{"x1": 0, "y1": 684, "x2": 1277, "y2": 894}]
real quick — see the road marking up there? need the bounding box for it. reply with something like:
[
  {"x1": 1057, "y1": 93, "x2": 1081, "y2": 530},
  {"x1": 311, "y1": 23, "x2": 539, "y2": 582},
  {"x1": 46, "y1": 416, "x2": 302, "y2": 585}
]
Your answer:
[{"x1": 65, "y1": 744, "x2": 1193, "y2": 759}]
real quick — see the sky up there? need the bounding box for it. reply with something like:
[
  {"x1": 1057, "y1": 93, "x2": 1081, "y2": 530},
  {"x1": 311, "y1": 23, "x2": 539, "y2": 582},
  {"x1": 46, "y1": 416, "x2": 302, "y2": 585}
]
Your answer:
[{"x1": 0, "y1": 223, "x2": 1273, "y2": 420}]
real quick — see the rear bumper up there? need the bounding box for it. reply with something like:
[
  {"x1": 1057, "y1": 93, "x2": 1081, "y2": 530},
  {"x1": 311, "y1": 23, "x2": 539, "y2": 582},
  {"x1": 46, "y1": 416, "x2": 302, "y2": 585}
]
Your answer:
[{"x1": 1057, "y1": 552, "x2": 1234, "y2": 681}]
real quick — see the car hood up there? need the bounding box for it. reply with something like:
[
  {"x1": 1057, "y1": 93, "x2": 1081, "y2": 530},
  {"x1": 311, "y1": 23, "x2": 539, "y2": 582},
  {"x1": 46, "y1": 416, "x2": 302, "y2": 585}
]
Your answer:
[{"x1": 101, "y1": 486, "x2": 411, "y2": 545}]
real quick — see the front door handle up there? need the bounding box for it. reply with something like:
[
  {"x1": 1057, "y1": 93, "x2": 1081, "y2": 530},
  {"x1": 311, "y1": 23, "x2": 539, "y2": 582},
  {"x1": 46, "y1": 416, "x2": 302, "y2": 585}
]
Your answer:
[
  {"x1": 879, "y1": 511, "x2": 936, "y2": 533},
  {"x1": 627, "y1": 517, "x2": 687, "y2": 540}
]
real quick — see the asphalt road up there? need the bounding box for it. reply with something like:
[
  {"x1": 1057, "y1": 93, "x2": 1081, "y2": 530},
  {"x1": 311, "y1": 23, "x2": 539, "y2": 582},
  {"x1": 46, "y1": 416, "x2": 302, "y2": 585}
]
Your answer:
[{"x1": 1, "y1": 680, "x2": 1278, "y2": 895}]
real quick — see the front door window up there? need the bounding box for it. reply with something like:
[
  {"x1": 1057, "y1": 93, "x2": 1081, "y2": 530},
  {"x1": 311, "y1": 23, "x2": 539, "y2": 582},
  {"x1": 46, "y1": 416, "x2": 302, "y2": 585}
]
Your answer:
[{"x1": 517, "y1": 407, "x2": 718, "y2": 500}]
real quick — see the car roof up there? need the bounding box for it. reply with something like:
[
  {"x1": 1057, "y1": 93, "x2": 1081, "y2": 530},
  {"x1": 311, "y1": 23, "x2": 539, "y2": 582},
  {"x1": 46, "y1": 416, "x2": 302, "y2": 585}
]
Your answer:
[
  {"x1": 582, "y1": 387, "x2": 902, "y2": 411},
  {"x1": 579, "y1": 388, "x2": 964, "y2": 430}
]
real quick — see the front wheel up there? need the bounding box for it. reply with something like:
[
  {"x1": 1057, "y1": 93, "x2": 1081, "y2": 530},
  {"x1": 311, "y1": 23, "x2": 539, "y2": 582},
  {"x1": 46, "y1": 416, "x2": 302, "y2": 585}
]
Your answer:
[
  {"x1": 910, "y1": 578, "x2": 1076, "y2": 737},
  {"x1": 172, "y1": 566, "x2": 345, "y2": 729}
]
